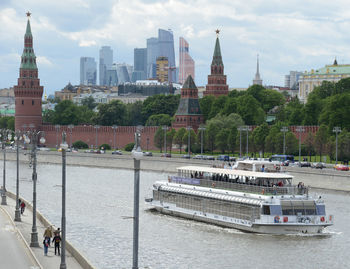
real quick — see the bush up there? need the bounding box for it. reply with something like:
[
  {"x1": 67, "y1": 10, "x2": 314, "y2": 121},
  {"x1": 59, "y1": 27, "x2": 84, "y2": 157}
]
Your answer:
[
  {"x1": 73, "y1": 140, "x2": 89, "y2": 149},
  {"x1": 124, "y1": 142, "x2": 135, "y2": 152},
  {"x1": 99, "y1": 143, "x2": 111, "y2": 150}
]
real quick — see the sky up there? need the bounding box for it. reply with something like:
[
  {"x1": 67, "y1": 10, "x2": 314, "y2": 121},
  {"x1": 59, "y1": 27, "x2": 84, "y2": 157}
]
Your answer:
[{"x1": 1, "y1": 0, "x2": 350, "y2": 96}]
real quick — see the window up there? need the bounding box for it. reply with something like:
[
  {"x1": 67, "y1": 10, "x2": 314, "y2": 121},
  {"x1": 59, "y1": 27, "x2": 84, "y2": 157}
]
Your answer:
[
  {"x1": 22, "y1": 100, "x2": 24, "y2": 105},
  {"x1": 32, "y1": 100, "x2": 34, "y2": 105}
]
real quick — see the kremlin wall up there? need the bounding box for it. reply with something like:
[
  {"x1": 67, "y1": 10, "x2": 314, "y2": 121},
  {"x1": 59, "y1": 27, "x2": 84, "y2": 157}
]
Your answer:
[{"x1": 14, "y1": 15, "x2": 318, "y2": 151}]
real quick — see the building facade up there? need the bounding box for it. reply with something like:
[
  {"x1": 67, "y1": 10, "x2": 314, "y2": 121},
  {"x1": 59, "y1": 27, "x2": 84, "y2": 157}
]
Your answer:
[
  {"x1": 99, "y1": 46, "x2": 113, "y2": 86},
  {"x1": 203, "y1": 32, "x2": 229, "y2": 97},
  {"x1": 298, "y1": 60, "x2": 350, "y2": 103},
  {"x1": 80, "y1": 57, "x2": 97, "y2": 85},
  {"x1": 14, "y1": 15, "x2": 43, "y2": 131},
  {"x1": 284, "y1": 71, "x2": 303, "y2": 90},
  {"x1": 173, "y1": 75, "x2": 204, "y2": 130},
  {"x1": 158, "y1": 29, "x2": 176, "y2": 83},
  {"x1": 179, "y1": 37, "x2": 195, "y2": 85},
  {"x1": 156, "y1": 56, "x2": 169, "y2": 82},
  {"x1": 132, "y1": 48, "x2": 147, "y2": 81},
  {"x1": 146, "y1": 37, "x2": 158, "y2": 79}
]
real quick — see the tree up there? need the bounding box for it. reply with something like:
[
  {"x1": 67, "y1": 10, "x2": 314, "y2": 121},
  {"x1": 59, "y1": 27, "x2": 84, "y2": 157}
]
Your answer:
[
  {"x1": 338, "y1": 129, "x2": 350, "y2": 162},
  {"x1": 182, "y1": 129, "x2": 197, "y2": 153},
  {"x1": 153, "y1": 127, "x2": 164, "y2": 152},
  {"x1": 99, "y1": 143, "x2": 111, "y2": 150},
  {"x1": 208, "y1": 95, "x2": 228, "y2": 119},
  {"x1": 216, "y1": 129, "x2": 228, "y2": 153},
  {"x1": 285, "y1": 132, "x2": 298, "y2": 155},
  {"x1": 199, "y1": 95, "x2": 215, "y2": 121},
  {"x1": 246, "y1": 84, "x2": 265, "y2": 103},
  {"x1": 174, "y1": 127, "x2": 186, "y2": 154},
  {"x1": 125, "y1": 101, "x2": 144, "y2": 125},
  {"x1": 141, "y1": 94, "x2": 180, "y2": 120},
  {"x1": 221, "y1": 97, "x2": 238, "y2": 116},
  {"x1": 261, "y1": 89, "x2": 285, "y2": 113},
  {"x1": 81, "y1": 96, "x2": 97, "y2": 110},
  {"x1": 227, "y1": 127, "x2": 237, "y2": 155},
  {"x1": 252, "y1": 123, "x2": 269, "y2": 157},
  {"x1": 95, "y1": 100, "x2": 127, "y2": 126},
  {"x1": 73, "y1": 140, "x2": 88, "y2": 149},
  {"x1": 236, "y1": 95, "x2": 265, "y2": 125},
  {"x1": 146, "y1": 114, "x2": 172, "y2": 126},
  {"x1": 314, "y1": 124, "x2": 328, "y2": 161},
  {"x1": 304, "y1": 132, "x2": 315, "y2": 162},
  {"x1": 303, "y1": 94, "x2": 323, "y2": 125},
  {"x1": 166, "y1": 128, "x2": 176, "y2": 153}
]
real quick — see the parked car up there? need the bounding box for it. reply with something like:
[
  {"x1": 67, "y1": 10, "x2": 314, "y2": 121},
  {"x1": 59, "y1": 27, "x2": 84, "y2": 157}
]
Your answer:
[
  {"x1": 229, "y1": 156, "x2": 236, "y2": 162},
  {"x1": 312, "y1": 162, "x2": 326, "y2": 169},
  {"x1": 217, "y1": 155, "x2": 229, "y2": 161},
  {"x1": 193, "y1": 155, "x2": 204, "y2": 159},
  {"x1": 204, "y1": 156, "x2": 215, "y2": 160},
  {"x1": 143, "y1": 152, "x2": 153, "y2": 156},
  {"x1": 112, "y1": 150, "x2": 123, "y2": 155},
  {"x1": 182, "y1": 154, "x2": 191, "y2": 159},
  {"x1": 299, "y1": 161, "x2": 311, "y2": 167},
  {"x1": 84, "y1": 149, "x2": 94, "y2": 153},
  {"x1": 161, "y1": 153, "x2": 171, "y2": 158},
  {"x1": 334, "y1": 164, "x2": 349, "y2": 171}
]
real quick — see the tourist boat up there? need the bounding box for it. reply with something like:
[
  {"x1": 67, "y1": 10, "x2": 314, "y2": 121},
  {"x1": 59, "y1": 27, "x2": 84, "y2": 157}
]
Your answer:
[{"x1": 146, "y1": 166, "x2": 333, "y2": 234}]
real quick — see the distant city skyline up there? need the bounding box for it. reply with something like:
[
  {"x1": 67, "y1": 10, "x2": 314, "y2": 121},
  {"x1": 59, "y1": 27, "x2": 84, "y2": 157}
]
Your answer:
[{"x1": 2, "y1": 1, "x2": 350, "y2": 95}]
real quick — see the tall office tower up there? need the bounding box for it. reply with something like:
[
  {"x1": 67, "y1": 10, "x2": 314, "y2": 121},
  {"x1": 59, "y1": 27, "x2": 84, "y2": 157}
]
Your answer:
[
  {"x1": 286, "y1": 71, "x2": 303, "y2": 90},
  {"x1": 147, "y1": 37, "x2": 158, "y2": 79},
  {"x1": 117, "y1": 63, "x2": 131, "y2": 84},
  {"x1": 252, "y1": 55, "x2": 263, "y2": 86},
  {"x1": 14, "y1": 13, "x2": 43, "y2": 131},
  {"x1": 204, "y1": 30, "x2": 229, "y2": 97},
  {"x1": 179, "y1": 37, "x2": 195, "y2": 84},
  {"x1": 158, "y1": 29, "x2": 176, "y2": 83},
  {"x1": 106, "y1": 63, "x2": 118, "y2": 86},
  {"x1": 156, "y1": 56, "x2": 169, "y2": 82},
  {"x1": 132, "y1": 48, "x2": 147, "y2": 81},
  {"x1": 99, "y1": 46, "x2": 113, "y2": 85},
  {"x1": 80, "y1": 57, "x2": 97, "y2": 85}
]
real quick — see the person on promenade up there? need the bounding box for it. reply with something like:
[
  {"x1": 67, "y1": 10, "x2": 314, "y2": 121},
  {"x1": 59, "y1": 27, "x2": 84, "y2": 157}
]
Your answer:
[
  {"x1": 20, "y1": 201, "x2": 26, "y2": 214},
  {"x1": 52, "y1": 232, "x2": 62, "y2": 255},
  {"x1": 43, "y1": 237, "x2": 50, "y2": 256},
  {"x1": 43, "y1": 226, "x2": 53, "y2": 246}
]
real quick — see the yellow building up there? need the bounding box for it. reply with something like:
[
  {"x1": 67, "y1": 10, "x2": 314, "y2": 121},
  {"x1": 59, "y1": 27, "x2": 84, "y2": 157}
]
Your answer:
[
  {"x1": 298, "y1": 60, "x2": 350, "y2": 103},
  {"x1": 156, "y1": 56, "x2": 168, "y2": 83}
]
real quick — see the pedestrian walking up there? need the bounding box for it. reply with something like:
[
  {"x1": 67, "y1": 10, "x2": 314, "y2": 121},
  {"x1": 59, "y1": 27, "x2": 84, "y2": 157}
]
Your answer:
[
  {"x1": 43, "y1": 226, "x2": 53, "y2": 246},
  {"x1": 43, "y1": 237, "x2": 49, "y2": 256},
  {"x1": 52, "y1": 232, "x2": 62, "y2": 255},
  {"x1": 20, "y1": 201, "x2": 26, "y2": 214}
]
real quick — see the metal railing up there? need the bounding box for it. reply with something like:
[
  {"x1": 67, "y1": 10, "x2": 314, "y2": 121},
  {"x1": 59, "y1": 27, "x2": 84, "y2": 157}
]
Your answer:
[{"x1": 169, "y1": 176, "x2": 308, "y2": 196}]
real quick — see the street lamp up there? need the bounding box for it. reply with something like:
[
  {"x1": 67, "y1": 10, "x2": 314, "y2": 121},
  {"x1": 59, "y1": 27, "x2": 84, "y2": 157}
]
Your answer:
[
  {"x1": 60, "y1": 132, "x2": 68, "y2": 269},
  {"x1": 246, "y1": 126, "x2": 251, "y2": 157},
  {"x1": 162, "y1": 126, "x2": 168, "y2": 153},
  {"x1": 131, "y1": 126, "x2": 143, "y2": 269},
  {"x1": 55, "y1": 125, "x2": 60, "y2": 149},
  {"x1": 280, "y1": 126, "x2": 288, "y2": 155},
  {"x1": 198, "y1": 126, "x2": 206, "y2": 155},
  {"x1": 14, "y1": 130, "x2": 23, "y2": 221},
  {"x1": 112, "y1": 125, "x2": 118, "y2": 150},
  {"x1": 94, "y1": 125, "x2": 100, "y2": 149},
  {"x1": 186, "y1": 126, "x2": 192, "y2": 157},
  {"x1": 295, "y1": 126, "x2": 305, "y2": 162},
  {"x1": 24, "y1": 129, "x2": 45, "y2": 247},
  {"x1": 1, "y1": 129, "x2": 11, "y2": 206},
  {"x1": 333, "y1": 127, "x2": 341, "y2": 164},
  {"x1": 146, "y1": 137, "x2": 149, "y2": 151},
  {"x1": 68, "y1": 124, "x2": 74, "y2": 149}
]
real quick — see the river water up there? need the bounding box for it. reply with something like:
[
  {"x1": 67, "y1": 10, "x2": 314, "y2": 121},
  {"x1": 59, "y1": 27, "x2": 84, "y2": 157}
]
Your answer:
[{"x1": 5, "y1": 161, "x2": 350, "y2": 269}]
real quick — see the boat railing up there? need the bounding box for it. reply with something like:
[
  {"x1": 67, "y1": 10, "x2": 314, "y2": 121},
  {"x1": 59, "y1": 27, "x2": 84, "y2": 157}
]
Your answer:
[{"x1": 169, "y1": 176, "x2": 308, "y2": 196}]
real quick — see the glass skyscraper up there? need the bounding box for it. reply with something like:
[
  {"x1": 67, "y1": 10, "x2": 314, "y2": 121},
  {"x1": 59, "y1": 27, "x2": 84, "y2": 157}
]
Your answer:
[
  {"x1": 132, "y1": 48, "x2": 147, "y2": 81},
  {"x1": 179, "y1": 37, "x2": 195, "y2": 84},
  {"x1": 80, "y1": 57, "x2": 97, "y2": 85},
  {"x1": 147, "y1": 37, "x2": 158, "y2": 79},
  {"x1": 99, "y1": 46, "x2": 113, "y2": 85}
]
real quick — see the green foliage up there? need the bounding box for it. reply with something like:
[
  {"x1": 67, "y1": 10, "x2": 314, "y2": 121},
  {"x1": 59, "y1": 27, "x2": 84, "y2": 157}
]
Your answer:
[
  {"x1": 153, "y1": 127, "x2": 164, "y2": 152},
  {"x1": 95, "y1": 100, "x2": 127, "y2": 126},
  {"x1": 338, "y1": 129, "x2": 350, "y2": 161},
  {"x1": 146, "y1": 114, "x2": 172, "y2": 126},
  {"x1": 99, "y1": 143, "x2": 111, "y2": 150},
  {"x1": 183, "y1": 129, "x2": 197, "y2": 153},
  {"x1": 124, "y1": 142, "x2": 135, "y2": 152},
  {"x1": 199, "y1": 95, "x2": 215, "y2": 121},
  {"x1": 314, "y1": 124, "x2": 329, "y2": 161},
  {"x1": 236, "y1": 95, "x2": 265, "y2": 125},
  {"x1": 208, "y1": 95, "x2": 227, "y2": 119},
  {"x1": 173, "y1": 127, "x2": 186, "y2": 154},
  {"x1": 141, "y1": 94, "x2": 180, "y2": 120},
  {"x1": 166, "y1": 128, "x2": 176, "y2": 153},
  {"x1": 73, "y1": 140, "x2": 89, "y2": 149},
  {"x1": 0, "y1": 116, "x2": 14, "y2": 130},
  {"x1": 81, "y1": 96, "x2": 97, "y2": 110},
  {"x1": 125, "y1": 101, "x2": 144, "y2": 126},
  {"x1": 252, "y1": 123, "x2": 269, "y2": 157}
]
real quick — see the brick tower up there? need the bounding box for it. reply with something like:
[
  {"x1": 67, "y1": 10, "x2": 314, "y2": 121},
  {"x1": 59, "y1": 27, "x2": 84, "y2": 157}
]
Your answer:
[
  {"x1": 172, "y1": 75, "x2": 203, "y2": 130},
  {"x1": 203, "y1": 30, "x2": 229, "y2": 97},
  {"x1": 14, "y1": 13, "x2": 44, "y2": 131}
]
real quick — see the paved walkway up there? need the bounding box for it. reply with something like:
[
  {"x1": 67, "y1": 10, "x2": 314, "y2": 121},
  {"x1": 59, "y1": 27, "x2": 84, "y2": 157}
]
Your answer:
[{"x1": 1, "y1": 195, "x2": 84, "y2": 269}]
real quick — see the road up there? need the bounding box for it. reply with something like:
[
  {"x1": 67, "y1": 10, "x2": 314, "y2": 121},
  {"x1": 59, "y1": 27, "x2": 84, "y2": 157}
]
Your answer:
[{"x1": 0, "y1": 207, "x2": 38, "y2": 269}]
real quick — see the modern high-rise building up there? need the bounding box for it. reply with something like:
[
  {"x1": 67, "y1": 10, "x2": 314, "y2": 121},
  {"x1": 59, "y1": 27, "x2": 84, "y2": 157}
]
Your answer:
[
  {"x1": 106, "y1": 63, "x2": 118, "y2": 86},
  {"x1": 252, "y1": 55, "x2": 262, "y2": 86},
  {"x1": 99, "y1": 46, "x2": 113, "y2": 85},
  {"x1": 147, "y1": 37, "x2": 158, "y2": 79},
  {"x1": 133, "y1": 48, "x2": 147, "y2": 81},
  {"x1": 117, "y1": 63, "x2": 131, "y2": 84},
  {"x1": 179, "y1": 37, "x2": 195, "y2": 84},
  {"x1": 80, "y1": 57, "x2": 97, "y2": 85},
  {"x1": 156, "y1": 56, "x2": 169, "y2": 82},
  {"x1": 285, "y1": 71, "x2": 303, "y2": 90}
]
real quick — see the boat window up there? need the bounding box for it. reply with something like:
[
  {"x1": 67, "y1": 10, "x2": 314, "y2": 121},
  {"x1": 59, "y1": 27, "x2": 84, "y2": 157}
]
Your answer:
[
  {"x1": 262, "y1": 205, "x2": 270, "y2": 215},
  {"x1": 281, "y1": 200, "x2": 316, "y2": 215},
  {"x1": 316, "y1": 204, "x2": 325, "y2": 215}
]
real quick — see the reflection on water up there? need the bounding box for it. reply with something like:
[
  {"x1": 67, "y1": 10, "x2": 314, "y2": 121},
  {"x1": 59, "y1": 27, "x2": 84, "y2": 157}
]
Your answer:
[{"x1": 5, "y1": 161, "x2": 350, "y2": 269}]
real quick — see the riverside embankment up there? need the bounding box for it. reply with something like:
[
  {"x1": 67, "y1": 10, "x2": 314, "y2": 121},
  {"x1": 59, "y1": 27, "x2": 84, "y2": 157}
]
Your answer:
[{"x1": 2, "y1": 150, "x2": 350, "y2": 192}]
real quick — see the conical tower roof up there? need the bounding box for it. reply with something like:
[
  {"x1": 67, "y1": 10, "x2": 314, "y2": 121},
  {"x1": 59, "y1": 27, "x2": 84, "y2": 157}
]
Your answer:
[
  {"x1": 21, "y1": 18, "x2": 37, "y2": 70},
  {"x1": 182, "y1": 74, "x2": 197, "y2": 89},
  {"x1": 25, "y1": 19, "x2": 32, "y2": 37},
  {"x1": 211, "y1": 37, "x2": 223, "y2": 66}
]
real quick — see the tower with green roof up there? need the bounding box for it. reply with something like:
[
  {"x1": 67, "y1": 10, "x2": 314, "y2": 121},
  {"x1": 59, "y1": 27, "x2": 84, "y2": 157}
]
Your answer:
[
  {"x1": 14, "y1": 13, "x2": 44, "y2": 131},
  {"x1": 204, "y1": 30, "x2": 229, "y2": 97},
  {"x1": 172, "y1": 75, "x2": 204, "y2": 130}
]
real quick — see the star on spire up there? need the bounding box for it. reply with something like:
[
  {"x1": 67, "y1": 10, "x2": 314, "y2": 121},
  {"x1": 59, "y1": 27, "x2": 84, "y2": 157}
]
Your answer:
[
  {"x1": 215, "y1": 29, "x2": 220, "y2": 37},
  {"x1": 26, "y1": 11, "x2": 31, "y2": 18}
]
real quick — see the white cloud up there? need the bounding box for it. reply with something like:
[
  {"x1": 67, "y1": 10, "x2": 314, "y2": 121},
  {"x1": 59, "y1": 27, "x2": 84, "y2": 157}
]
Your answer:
[{"x1": 37, "y1": 56, "x2": 53, "y2": 67}]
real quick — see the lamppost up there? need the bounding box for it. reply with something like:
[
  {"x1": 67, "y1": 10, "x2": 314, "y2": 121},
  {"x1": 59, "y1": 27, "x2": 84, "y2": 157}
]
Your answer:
[
  {"x1": 55, "y1": 125, "x2": 60, "y2": 149},
  {"x1": 295, "y1": 126, "x2": 305, "y2": 162},
  {"x1": 280, "y1": 126, "x2": 288, "y2": 155},
  {"x1": 24, "y1": 130, "x2": 45, "y2": 247},
  {"x1": 162, "y1": 126, "x2": 168, "y2": 153},
  {"x1": 198, "y1": 126, "x2": 206, "y2": 155},
  {"x1": 131, "y1": 126, "x2": 143, "y2": 269},
  {"x1": 60, "y1": 132, "x2": 68, "y2": 269},
  {"x1": 146, "y1": 137, "x2": 149, "y2": 151},
  {"x1": 238, "y1": 126, "x2": 245, "y2": 158},
  {"x1": 68, "y1": 124, "x2": 74, "y2": 149},
  {"x1": 1, "y1": 129, "x2": 11, "y2": 206},
  {"x1": 14, "y1": 130, "x2": 23, "y2": 221},
  {"x1": 112, "y1": 125, "x2": 118, "y2": 150},
  {"x1": 246, "y1": 126, "x2": 251, "y2": 157},
  {"x1": 94, "y1": 125, "x2": 100, "y2": 149},
  {"x1": 333, "y1": 127, "x2": 341, "y2": 164},
  {"x1": 186, "y1": 126, "x2": 192, "y2": 157}
]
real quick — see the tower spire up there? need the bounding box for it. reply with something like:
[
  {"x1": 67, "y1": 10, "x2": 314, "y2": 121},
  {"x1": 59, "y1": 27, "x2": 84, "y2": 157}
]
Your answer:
[{"x1": 253, "y1": 54, "x2": 263, "y2": 86}]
